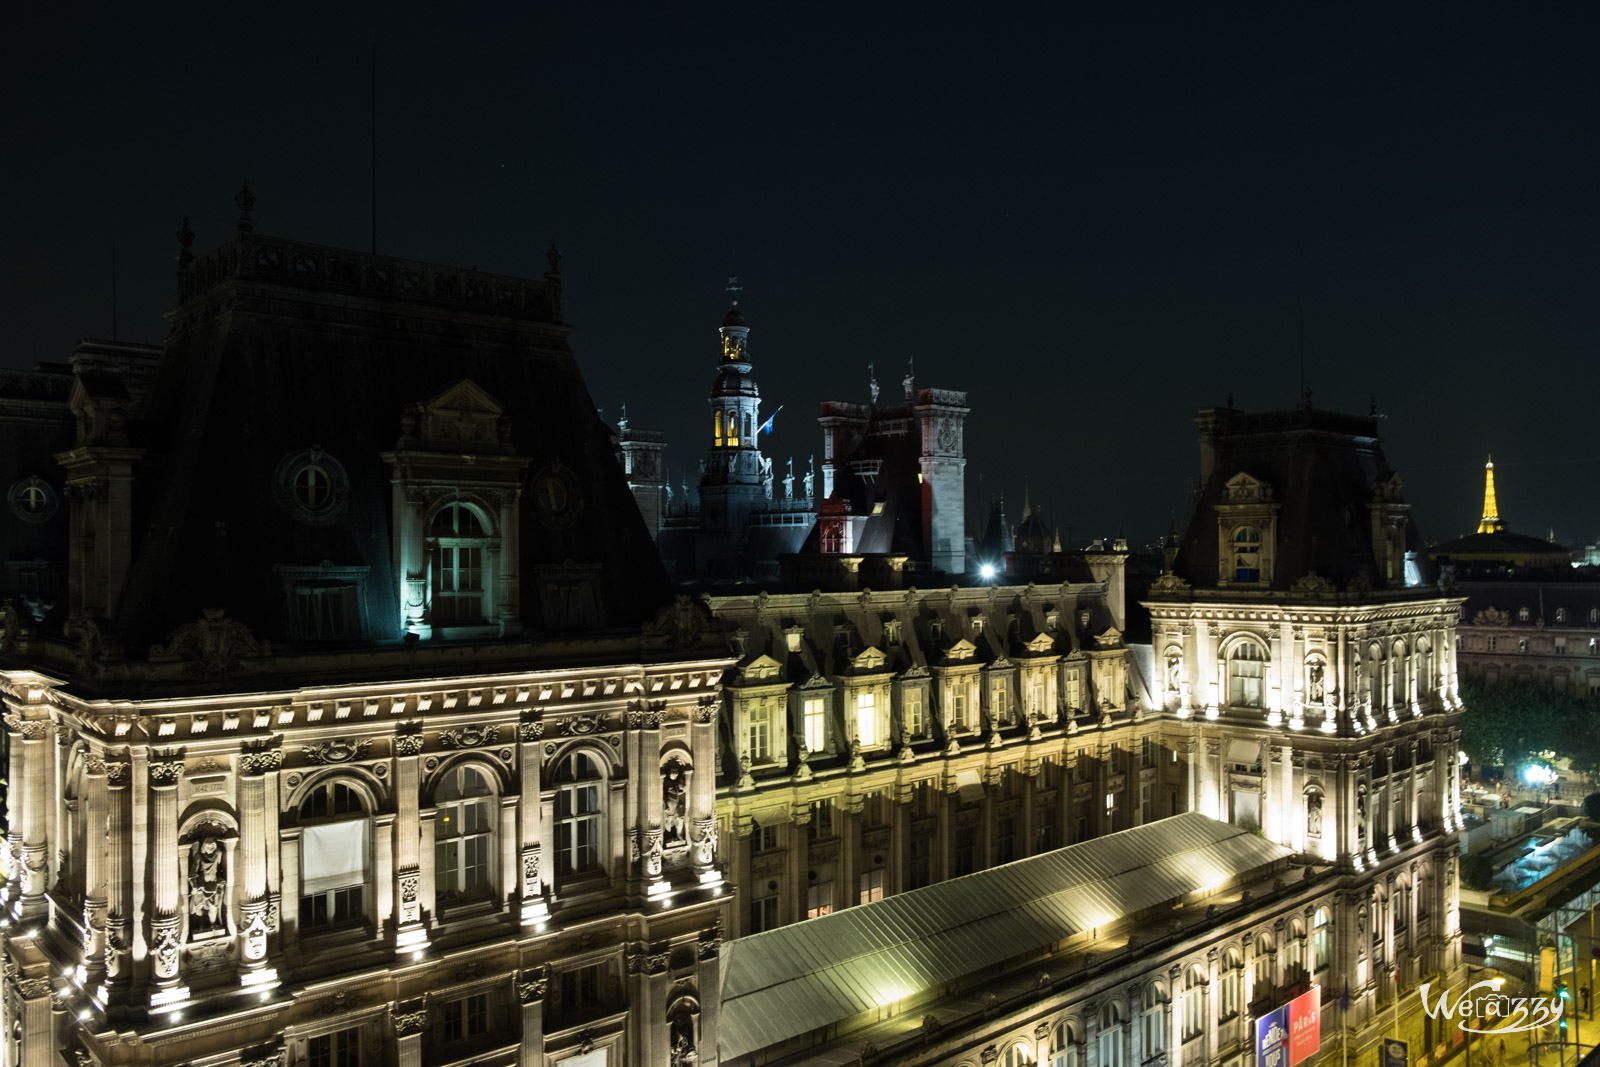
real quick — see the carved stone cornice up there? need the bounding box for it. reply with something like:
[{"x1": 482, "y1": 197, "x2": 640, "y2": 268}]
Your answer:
[
  {"x1": 240, "y1": 749, "x2": 284, "y2": 775},
  {"x1": 301, "y1": 739, "x2": 368, "y2": 765},
  {"x1": 148, "y1": 760, "x2": 184, "y2": 786},
  {"x1": 394, "y1": 733, "x2": 425, "y2": 757}
]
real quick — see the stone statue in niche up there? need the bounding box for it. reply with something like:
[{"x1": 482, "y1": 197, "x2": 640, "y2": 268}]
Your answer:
[
  {"x1": 1165, "y1": 654, "x2": 1180, "y2": 693},
  {"x1": 187, "y1": 837, "x2": 227, "y2": 937},
  {"x1": 1355, "y1": 783, "x2": 1369, "y2": 847},
  {"x1": 662, "y1": 761, "x2": 688, "y2": 847},
  {"x1": 1307, "y1": 663, "x2": 1325, "y2": 704},
  {"x1": 1306, "y1": 793, "x2": 1323, "y2": 837},
  {"x1": 669, "y1": 1014, "x2": 698, "y2": 1067}
]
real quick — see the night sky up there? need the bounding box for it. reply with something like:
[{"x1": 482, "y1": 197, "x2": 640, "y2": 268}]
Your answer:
[{"x1": 6, "y1": 5, "x2": 1598, "y2": 552}]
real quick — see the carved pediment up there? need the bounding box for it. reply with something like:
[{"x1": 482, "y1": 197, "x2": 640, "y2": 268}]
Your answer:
[
  {"x1": 740, "y1": 654, "x2": 784, "y2": 682},
  {"x1": 1094, "y1": 627, "x2": 1123, "y2": 649},
  {"x1": 1148, "y1": 573, "x2": 1191, "y2": 596},
  {"x1": 1473, "y1": 606, "x2": 1509, "y2": 627},
  {"x1": 403, "y1": 379, "x2": 512, "y2": 454},
  {"x1": 851, "y1": 646, "x2": 889, "y2": 672},
  {"x1": 1025, "y1": 631, "x2": 1057, "y2": 653},
  {"x1": 1220, "y1": 471, "x2": 1272, "y2": 503},
  {"x1": 944, "y1": 638, "x2": 977, "y2": 663},
  {"x1": 1373, "y1": 471, "x2": 1406, "y2": 504},
  {"x1": 1289, "y1": 571, "x2": 1337, "y2": 597}
]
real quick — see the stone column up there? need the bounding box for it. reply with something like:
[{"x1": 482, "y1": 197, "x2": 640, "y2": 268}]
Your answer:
[
  {"x1": 1203, "y1": 948, "x2": 1219, "y2": 1067},
  {"x1": 393, "y1": 732, "x2": 428, "y2": 951},
  {"x1": 517, "y1": 714, "x2": 547, "y2": 925},
  {"x1": 237, "y1": 749, "x2": 281, "y2": 985},
  {"x1": 517, "y1": 969, "x2": 548, "y2": 1065},
  {"x1": 280, "y1": 828, "x2": 302, "y2": 950},
  {"x1": 100, "y1": 758, "x2": 131, "y2": 1004},
  {"x1": 732, "y1": 819, "x2": 754, "y2": 937},
  {"x1": 19, "y1": 721, "x2": 50, "y2": 914},
  {"x1": 789, "y1": 804, "x2": 810, "y2": 920},
  {"x1": 393, "y1": 999, "x2": 426, "y2": 1067},
  {"x1": 2, "y1": 715, "x2": 23, "y2": 891},
  {"x1": 147, "y1": 754, "x2": 187, "y2": 1007},
  {"x1": 80, "y1": 757, "x2": 109, "y2": 990},
  {"x1": 418, "y1": 811, "x2": 437, "y2": 920},
  {"x1": 690, "y1": 698, "x2": 719, "y2": 883},
  {"x1": 499, "y1": 796, "x2": 517, "y2": 905}
]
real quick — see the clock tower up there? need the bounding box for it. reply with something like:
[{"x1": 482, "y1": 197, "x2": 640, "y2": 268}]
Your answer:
[{"x1": 697, "y1": 288, "x2": 770, "y2": 568}]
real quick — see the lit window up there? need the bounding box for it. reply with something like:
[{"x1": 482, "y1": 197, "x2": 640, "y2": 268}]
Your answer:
[
  {"x1": 859, "y1": 869, "x2": 885, "y2": 904},
  {"x1": 806, "y1": 882, "x2": 833, "y2": 919},
  {"x1": 857, "y1": 692, "x2": 877, "y2": 747},
  {"x1": 294, "y1": 464, "x2": 332, "y2": 509},
  {"x1": 803, "y1": 697, "x2": 828, "y2": 753},
  {"x1": 1314, "y1": 907, "x2": 1331, "y2": 970},
  {"x1": 1229, "y1": 643, "x2": 1267, "y2": 707},
  {"x1": 713, "y1": 411, "x2": 723, "y2": 447},
  {"x1": 1142, "y1": 984, "x2": 1165, "y2": 1055},
  {"x1": 1098, "y1": 1002, "x2": 1125, "y2": 1067},
  {"x1": 429, "y1": 504, "x2": 490, "y2": 626},
  {"x1": 1218, "y1": 953, "x2": 1242, "y2": 1018},
  {"x1": 1183, "y1": 966, "x2": 1206, "y2": 1040},
  {"x1": 904, "y1": 688, "x2": 924, "y2": 737},
  {"x1": 1233, "y1": 526, "x2": 1262, "y2": 582},
  {"x1": 1557, "y1": 608, "x2": 1568, "y2": 623},
  {"x1": 435, "y1": 767, "x2": 493, "y2": 901},
  {"x1": 555, "y1": 753, "x2": 603, "y2": 878},
  {"x1": 992, "y1": 683, "x2": 1009, "y2": 725},
  {"x1": 745, "y1": 701, "x2": 772, "y2": 764},
  {"x1": 1032, "y1": 681, "x2": 1046, "y2": 719},
  {"x1": 299, "y1": 783, "x2": 369, "y2": 930},
  {"x1": 951, "y1": 691, "x2": 968, "y2": 731},
  {"x1": 1253, "y1": 935, "x2": 1274, "y2": 997}
]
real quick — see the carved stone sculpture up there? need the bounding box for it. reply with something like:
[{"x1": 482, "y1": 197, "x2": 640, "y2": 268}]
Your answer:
[
  {"x1": 663, "y1": 761, "x2": 688, "y2": 846},
  {"x1": 187, "y1": 837, "x2": 227, "y2": 937}
]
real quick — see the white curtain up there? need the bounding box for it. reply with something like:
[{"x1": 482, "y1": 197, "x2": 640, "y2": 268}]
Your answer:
[{"x1": 300, "y1": 821, "x2": 368, "y2": 896}]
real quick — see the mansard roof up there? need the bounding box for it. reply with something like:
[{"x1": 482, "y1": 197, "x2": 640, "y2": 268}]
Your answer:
[
  {"x1": 718, "y1": 812, "x2": 1294, "y2": 1061},
  {"x1": 103, "y1": 231, "x2": 672, "y2": 652},
  {"x1": 1167, "y1": 405, "x2": 1439, "y2": 593}
]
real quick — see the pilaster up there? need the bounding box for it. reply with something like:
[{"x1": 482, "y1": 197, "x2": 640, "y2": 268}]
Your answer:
[{"x1": 147, "y1": 753, "x2": 188, "y2": 1008}]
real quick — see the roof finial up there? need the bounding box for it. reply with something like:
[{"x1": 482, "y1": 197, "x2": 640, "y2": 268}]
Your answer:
[
  {"x1": 868, "y1": 362, "x2": 879, "y2": 404},
  {"x1": 725, "y1": 276, "x2": 742, "y2": 306},
  {"x1": 546, "y1": 239, "x2": 562, "y2": 275},
  {"x1": 1369, "y1": 394, "x2": 1378, "y2": 416},
  {"x1": 176, "y1": 216, "x2": 195, "y2": 270},
  {"x1": 234, "y1": 181, "x2": 255, "y2": 234},
  {"x1": 1226, "y1": 392, "x2": 1234, "y2": 409}
]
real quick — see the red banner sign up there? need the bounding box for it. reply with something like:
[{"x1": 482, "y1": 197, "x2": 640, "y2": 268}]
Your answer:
[{"x1": 1289, "y1": 987, "x2": 1322, "y2": 1067}]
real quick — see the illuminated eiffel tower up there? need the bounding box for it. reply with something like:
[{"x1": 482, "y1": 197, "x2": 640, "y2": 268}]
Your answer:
[{"x1": 1476, "y1": 454, "x2": 1506, "y2": 534}]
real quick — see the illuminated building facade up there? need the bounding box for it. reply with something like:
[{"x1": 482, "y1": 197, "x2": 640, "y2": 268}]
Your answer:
[
  {"x1": 640, "y1": 307, "x2": 970, "y2": 584},
  {"x1": 0, "y1": 206, "x2": 732, "y2": 1066}
]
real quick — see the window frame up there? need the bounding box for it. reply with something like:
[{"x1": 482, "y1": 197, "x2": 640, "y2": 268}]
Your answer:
[
  {"x1": 434, "y1": 765, "x2": 496, "y2": 903},
  {"x1": 554, "y1": 751, "x2": 605, "y2": 880}
]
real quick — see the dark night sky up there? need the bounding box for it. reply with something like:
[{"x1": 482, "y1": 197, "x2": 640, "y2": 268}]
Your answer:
[{"x1": 5, "y1": 5, "x2": 1598, "y2": 551}]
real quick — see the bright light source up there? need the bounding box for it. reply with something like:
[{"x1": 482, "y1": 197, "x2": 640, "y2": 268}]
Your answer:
[
  {"x1": 1524, "y1": 764, "x2": 1557, "y2": 786},
  {"x1": 1458, "y1": 750, "x2": 1470, "y2": 765},
  {"x1": 979, "y1": 563, "x2": 997, "y2": 580}
]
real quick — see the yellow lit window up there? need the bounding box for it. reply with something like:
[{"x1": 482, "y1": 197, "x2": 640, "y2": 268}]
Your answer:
[
  {"x1": 714, "y1": 411, "x2": 723, "y2": 446},
  {"x1": 857, "y1": 692, "x2": 877, "y2": 747}
]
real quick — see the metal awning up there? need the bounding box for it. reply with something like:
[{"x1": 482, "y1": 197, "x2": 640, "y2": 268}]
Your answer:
[{"x1": 718, "y1": 812, "x2": 1292, "y2": 1062}]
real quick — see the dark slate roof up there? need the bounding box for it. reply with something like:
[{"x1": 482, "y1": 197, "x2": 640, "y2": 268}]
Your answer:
[
  {"x1": 1169, "y1": 406, "x2": 1438, "y2": 590},
  {"x1": 1431, "y1": 531, "x2": 1570, "y2": 558},
  {"x1": 108, "y1": 232, "x2": 671, "y2": 649},
  {"x1": 1456, "y1": 580, "x2": 1600, "y2": 627}
]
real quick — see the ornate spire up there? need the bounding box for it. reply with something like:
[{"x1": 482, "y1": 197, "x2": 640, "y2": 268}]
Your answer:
[
  {"x1": 1476, "y1": 455, "x2": 1505, "y2": 534},
  {"x1": 176, "y1": 217, "x2": 195, "y2": 270},
  {"x1": 234, "y1": 181, "x2": 255, "y2": 234}
]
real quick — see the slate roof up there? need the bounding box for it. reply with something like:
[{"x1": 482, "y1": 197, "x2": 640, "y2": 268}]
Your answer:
[
  {"x1": 1168, "y1": 406, "x2": 1439, "y2": 590},
  {"x1": 102, "y1": 231, "x2": 672, "y2": 650},
  {"x1": 717, "y1": 812, "x2": 1293, "y2": 1061}
]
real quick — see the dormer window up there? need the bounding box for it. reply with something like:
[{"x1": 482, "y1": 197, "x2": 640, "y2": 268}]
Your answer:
[
  {"x1": 1232, "y1": 526, "x2": 1262, "y2": 581},
  {"x1": 430, "y1": 505, "x2": 491, "y2": 625},
  {"x1": 1518, "y1": 607, "x2": 1530, "y2": 622}
]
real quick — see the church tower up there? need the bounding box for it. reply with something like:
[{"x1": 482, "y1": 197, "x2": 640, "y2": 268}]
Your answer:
[
  {"x1": 1475, "y1": 454, "x2": 1505, "y2": 534},
  {"x1": 698, "y1": 285, "x2": 769, "y2": 543}
]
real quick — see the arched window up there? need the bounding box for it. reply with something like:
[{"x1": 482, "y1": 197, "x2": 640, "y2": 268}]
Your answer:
[
  {"x1": 298, "y1": 781, "x2": 370, "y2": 930},
  {"x1": 1218, "y1": 951, "x2": 1242, "y2": 1019},
  {"x1": 1098, "y1": 1002, "x2": 1125, "y2": 1067},
  {"x1": 713, "y1": 411, "x2": 724, "y2": 447},
  {"x1": 1253, "y1": 934, "x2": 1274, "y2": 1000},
  {"x1": 1418, "y1": 638, "x2": 1433, "y2": 697},
  {"x1": 429, "y1": 504, "x2": 491, "y2": 626},
  {"x1": 1002, "y1": 1045, "x2": 1030, "y2": 1067},
  {"x1": 1229, "y1": 642, "x2": 1267, "y2": 708},
  {"x1": 1141, "y1": 983, "x2": 1165, "y2": 1057},
  {"x1": 436, "y1": 766, "x2": 494, "y2": 901},
  {"x1": 727, "y1": 410, "x2": 740, "y2": 447},
  {"x1": 555, "y1": 752, "x2": 604, "y2": 878},
  {"x1": 1182, "y1": 965, "x2": 1206, "y2": 1041},
  {"x1": 1314, "y1": 907, "x2": 1331, "y2": 970},
  {"x1": 1052, "y1": 1022, "x2": 1083, "y2": 1067},
  {"x1": 1284, "y1": 922, "x2": 1306, "y2": 983},
  {"x1": 1233, "y1": 526, "x2": 1262, "y2": 582},
  {"x1": 1391, "y1": 640, "x2": 1408, "y2": 708},
  {"x1": 1368, "y1": 643, "x2": 1384, "y2": 713}
]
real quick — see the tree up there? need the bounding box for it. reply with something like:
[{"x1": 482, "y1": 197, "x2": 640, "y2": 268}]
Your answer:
[
  {"x1": 1460, "y1": 853, "x2": 1497, "y2": 891},
  {"x1": 1459, "y1": 681, "x2": 1596, "y2": 775},
  {"x1": 1584, "y1": 793, "x2": 1600, "y2": 822}
]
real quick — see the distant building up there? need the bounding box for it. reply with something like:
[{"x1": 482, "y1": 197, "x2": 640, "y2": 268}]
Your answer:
[
  {"x1": 1429, "y1": 457, "x2": 1571, "y2": 575},
  {"x1": 1453, "y1": 583, "x2": 1600, "y2": 697},
  {"x1": 634, "y1": 302, "x2": 970, "y2": 585}
]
